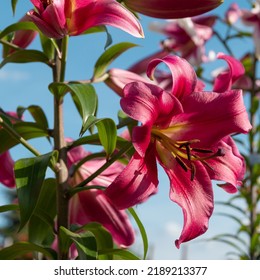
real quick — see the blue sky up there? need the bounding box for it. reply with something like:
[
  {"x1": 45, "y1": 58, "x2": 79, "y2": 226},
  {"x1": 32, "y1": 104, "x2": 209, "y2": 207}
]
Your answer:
[{"x1": 0, "y1": 0, "x2": 253, "y2": 259}]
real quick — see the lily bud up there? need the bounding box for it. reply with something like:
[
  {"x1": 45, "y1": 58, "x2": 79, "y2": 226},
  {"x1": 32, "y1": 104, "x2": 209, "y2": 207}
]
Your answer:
[{"x1": 124, "y1": 0, "x2": 223, "y2": 19}]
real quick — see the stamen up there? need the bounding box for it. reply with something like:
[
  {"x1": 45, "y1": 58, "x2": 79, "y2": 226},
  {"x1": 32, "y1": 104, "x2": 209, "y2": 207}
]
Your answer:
[
  {"x1": 41, "y1": 0, "x2": 53, "y2": 9},
  {"x1": 190, "y1": 163, "x2": 196, "y2": 181},
  {"x1": 192, "y1": 148, "x2": 214, "y2": 154},
  {"x1": 175, "y1": 156, "x2": 189, "y2": 172}
]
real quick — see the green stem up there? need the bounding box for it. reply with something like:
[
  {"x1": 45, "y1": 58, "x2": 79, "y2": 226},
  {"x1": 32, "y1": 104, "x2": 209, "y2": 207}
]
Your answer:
[
  {"x1": 0, "y1": 117, "x2": 40, "y2": 157},
  {"x1": 214, "y1": 31, "x2": 234, "y2": 56},
  {"x1": 73, "y1": 141, "x2": 133, "y2": 189},
  {"x1": 53, "y1": 36, "x2": 70, "y2": 260}
]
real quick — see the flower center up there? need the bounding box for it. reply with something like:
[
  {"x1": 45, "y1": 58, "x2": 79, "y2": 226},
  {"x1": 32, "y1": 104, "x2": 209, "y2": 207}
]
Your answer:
[
  {"x1": 151, "y1": 128, "x2": 225, "y2": 180},
  {"x1": 41, "y1": 0, "x2": 53, "y2": 9}
]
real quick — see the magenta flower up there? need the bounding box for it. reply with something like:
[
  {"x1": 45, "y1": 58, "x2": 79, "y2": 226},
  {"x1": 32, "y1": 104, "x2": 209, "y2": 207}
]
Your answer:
[
  {"x1": 0, "y1": 112, "x2": 19, "y2": 188},
  {"x1": 241, "y1": 1, "x2": 260, "y2": 59},
  {"x1": 105, "y1": 55, "x2": 251, "y2": 247},
  {"x1": 28, "y1": 0, "x2": 143, "y2": 39},
  {"x1": 124, "y1": 0, "x2": 223, "y2": 19},
  {"x1": 67, "y1": 143, "x2": 135, "y2": 247},
  {"x1": 6, "y1": 14, "x2": 37, "y2": 55},
  {"x1": 0, "y1": 151, "x2": 15, "y2": 188},
  {"x1": 225, "y1": 3, "x2": 241, "y2": 24},
  {"x1": 151, "y1": 16, "x2": 216, "y2": 65}
]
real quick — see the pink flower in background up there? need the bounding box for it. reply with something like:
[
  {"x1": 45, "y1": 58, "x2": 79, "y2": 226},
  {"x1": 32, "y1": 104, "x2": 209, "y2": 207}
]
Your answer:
[
  {"x1": 5, "y1": 14, "x2": 37, "y2": 55},
  {"x1": 0, "y1": 112, "x2": 20, "y2": 188},
  {"x1": 225, "y1": 3, "x2": 241, "y2": 24},
  {"x1": 105, "y1": 55, "x2": 251, "y2": 247},
  {"x1": 151, "y1": 16, "x2": 216, "y2": 65},
  {"x1": 0, "y1": 151, "x2": 15, "y2": 188},
  {"x1": 124, "y1": 0, "x2": 223, "y2": 19},
  {"x1": 28, "y1": 0, "x2": 143, "y2": 39},
  {"x1": 67, "y1": 143, "x2": 135, "y2": 247},
  {"x1": 213, "y1": 53, "x2": 245, "y2": 92},
  {"x1": 241, "y1": 0, "x2": 260, "y2": 59}
]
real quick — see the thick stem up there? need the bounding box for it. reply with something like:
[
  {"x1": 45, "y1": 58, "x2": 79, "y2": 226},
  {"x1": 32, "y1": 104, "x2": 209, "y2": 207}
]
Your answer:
[
  {"x1": 248, "y1": 55, "x2": 258, "y2": 260},
  {"x1": 53, "y1": 36, "x2": 70, "y2": 260}
]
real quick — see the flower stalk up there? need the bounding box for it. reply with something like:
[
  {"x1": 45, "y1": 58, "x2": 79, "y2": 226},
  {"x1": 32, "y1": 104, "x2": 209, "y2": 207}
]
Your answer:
[{"x1": 52, "y1": 36, "x2": 70, "y2": 260}]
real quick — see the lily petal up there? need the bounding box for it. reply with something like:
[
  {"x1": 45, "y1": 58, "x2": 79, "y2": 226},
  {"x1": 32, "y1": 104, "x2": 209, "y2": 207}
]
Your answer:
[
  {"x1": 206, "y1": 136, "x2": 245, "y2": 193},
  {"x1": 71, "y1": 189, "x2": 135, "y2": 247},
  {"x1": 124, "y1": 0, "x2": 223, "y2": 19},
  {"x1": 213, "y1": 53, "x2": 245, "y2": 92},
  {"x1": 164, "y1": 160, "x2": 214, "y2": 248},
  {"x1": 105, "y1": 146, "x2": 159, "y2": 209},
  {"x1": 122, "y1": 82, "x2": 182, "y2": 156},
  {"x1": 147, "y1": 55, "x2": 197, "y2": 100},
  {"x1": 0, "y1": 151, "x2": 15, "y2": 188},
  {"x1": 170, "y1": 90, "x2": 252, "y2": 147},
  {"x1": 69, "y1": 0, "x2": 144, "y2": 38}
]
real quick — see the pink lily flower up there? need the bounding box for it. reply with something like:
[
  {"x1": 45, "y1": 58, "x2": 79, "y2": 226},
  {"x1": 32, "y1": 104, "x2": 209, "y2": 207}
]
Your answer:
[
  {"x1": 241, "y1": 1, "x2": 260, "y2": 59},
  {"x1": 151, "y1": 16, "x2": 216, "y2": 66},
  {"x1": 67, "y1": 143, "x2": 135, "y2": 247},
  {"x1": 5, "y1": 14, "x2": 37, "y2": 56},
  {"x1": 213, "y1": 53, "x2": 245, "y2": 92},
  {"x1": 0, "y1": 151, "x2": 15, "y2": 188},
  {"x1": 0, "y1": 112, "x2": 20, "y2": 188},
  {"x1": 123, "y1": 0, "x2": 223, "y2": 19},
  {"x1": 105, "y1": 55, "x2": 251, "y2": 247},
  {"x1": 27, "y1": 0, "x2": 143, "y2": 39},
  {"x1": 225, "y1": 3, "x2": 241, "y2": 24}
]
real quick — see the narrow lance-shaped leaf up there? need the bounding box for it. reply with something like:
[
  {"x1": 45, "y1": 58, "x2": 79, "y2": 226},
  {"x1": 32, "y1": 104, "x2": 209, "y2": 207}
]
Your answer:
[
  {"x1": 49, "y1": 82, "x2": 98, "y2": 135},
  {"x1": 0, "y1": 50, "x2": 50, "y2": 68},
  {"x1": 11, "y1": 0, "x2": 19, "y2": 15},
  {"x1": 14, "y1": 152, "x2": 57, "y2": 230},
  {"x1": 17, "y1": 105, "x2": 49, "y2": 131},
  {"x1": 29, "y1": 178, "x2": 57, "y2": 246},
  {"x1": 0, "y1": 21, "x2": 38, "y2": 40},
  {"x1": 92, "y1": 42, "x2": 138, "y2": 80},
  {"x1": 0, "y1": 122, "x2": 49, "y2": 153},
  {"x1": 0, "y1": 242, "x2": 57, "y2": 260},
  {"x1": 96, "y1": 118, "x2": 117, "y2": 159}
]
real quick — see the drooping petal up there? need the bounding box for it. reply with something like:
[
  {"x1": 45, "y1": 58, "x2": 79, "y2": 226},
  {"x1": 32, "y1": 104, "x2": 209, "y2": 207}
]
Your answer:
[
  {"x1": 124, "y1": 0, "x2": 223, "y2": 19},
  {"x1": 163, "y1": 160, "x2": 214, "y2": 248},
  {"x1": 206, "y1": 136, "x2": 245, "y2": 193},
  {"x1": 168, "y1": 90, "x2": 252, "y2": 147},
  {"x1": 147, "y1": 55, "x2": 197, "y2": 100},
  {"x1": 105, "y1": 69, "x2": 148, "y2": 97},
  {"x1": 122, "y1": 82, "x2": 182, "y2": 156},
  {"x1": 213, "y1": 53, "x2": 245, "y2": 92},
  {"x1": 0, "y1": 151, "x2": 15, "y2": 188},
  {"x1": 105, "y1": 145, "x2": 159, "y2": 209},
  {"x1": 71, "y1": 189, "x2": 135, "y2": 247},
  {"x1": 68, "y1": 0, "x2": 143, "y2": 38}
]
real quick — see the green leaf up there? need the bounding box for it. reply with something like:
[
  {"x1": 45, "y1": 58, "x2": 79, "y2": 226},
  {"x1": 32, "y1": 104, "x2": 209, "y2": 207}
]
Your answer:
[
  {"x1": 0, "y1": 22, "x2": 37, "y2": 40},
  {"x1": 14, "y1": 152, "x2": 55, "y2": 230},
  {"x1": 0, "y1": 50, "x2": 50, "y2": 68},
  {"x1": 129, "y1": 208, "x2": 148, "y2": 260},
  {"x1": 49, "y1": 82, "x2": 98, "y2": 135},
  {"x1": 0, "y1": 242, "x2": 57, "y2": 260},
  {"x1": 92, "y1": 42, "x2": 138, "y2": 80},
  {"x1": 11, "y1": 0, "x2": 18, "y2": 15},
  {"x1": 84, "y1": 26, "x2": 112, "y2": 49},
  {"x1": 60, "y1": 227, "x2": 98, "y2": 260},
  {"x1": 0, "y1": 204, "x2": 19, "y2": 213},
  {"x1": 0, "y1": 122, "x2": 49, "y2": 153},
  {"x1": 17, "y1": 105, "x2": 49, "y2": 130},
  {"x1": 96, "y1": 118, "x2": 117, "y2": 158},
  {"x1": 29, "y1": 178, "x2": 57, "y2": 246},
  {"x1": 81, "y1": 223, "x2": 113, "y2": 260},
  {"x1": 39, "y1": 34, "x2": 55, "y2": 60},
  {"x1": 99, "y1": 249, "x2": 140, "y2": 260}
]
